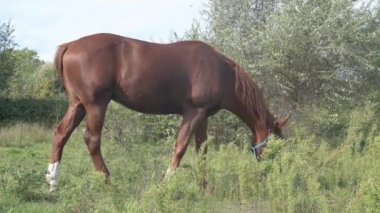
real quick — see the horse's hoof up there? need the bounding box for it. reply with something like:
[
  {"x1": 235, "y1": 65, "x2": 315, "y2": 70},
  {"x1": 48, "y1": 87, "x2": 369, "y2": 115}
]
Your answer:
[
  {"x1": 46, "y1": 162, "x2": 59, "y2": 192},
  {"x1": 49, "y1": 184, "x2": 57, "y2": 192},
  {"x1": 164, "y1": 166, "x2": 176, "y2": 180},
  {"x1": 45, "y1": 171, "x2": 58, "y2": 192}
]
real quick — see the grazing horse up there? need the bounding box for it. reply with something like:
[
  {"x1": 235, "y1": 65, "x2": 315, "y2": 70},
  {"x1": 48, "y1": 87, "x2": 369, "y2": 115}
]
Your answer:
[{"x1": 45, "y1": 33, "x2": 288, "y2": 191}]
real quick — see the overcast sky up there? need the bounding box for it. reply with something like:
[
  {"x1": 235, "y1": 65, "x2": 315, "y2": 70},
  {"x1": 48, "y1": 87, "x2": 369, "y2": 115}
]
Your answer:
[{"x1": 0, "y1": 0, "x2": 207, "y2": 61}]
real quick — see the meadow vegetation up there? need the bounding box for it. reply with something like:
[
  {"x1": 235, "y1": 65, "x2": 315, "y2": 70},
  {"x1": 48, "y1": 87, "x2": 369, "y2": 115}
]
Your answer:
[
  {"x1": 1, "y1": 103, "x2": 379, "y2": 212},
  {"x1": 1, "y1": 0, "x2": 379, "y2": 212}
]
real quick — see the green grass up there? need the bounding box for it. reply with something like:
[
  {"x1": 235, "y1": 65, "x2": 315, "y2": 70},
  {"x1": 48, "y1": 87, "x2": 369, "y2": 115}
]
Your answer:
[{"x1": 0, "y1": 122, "x2": 379, "y2": 212}]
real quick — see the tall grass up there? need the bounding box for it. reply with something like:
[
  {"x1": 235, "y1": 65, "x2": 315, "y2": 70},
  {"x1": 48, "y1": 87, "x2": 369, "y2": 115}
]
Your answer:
[
  {"x1": 0, "y1": 122, "x2": 52, "y2": 147},
  {"x1": 0, "y1": 105, "x2": 379, "y2": 212}
]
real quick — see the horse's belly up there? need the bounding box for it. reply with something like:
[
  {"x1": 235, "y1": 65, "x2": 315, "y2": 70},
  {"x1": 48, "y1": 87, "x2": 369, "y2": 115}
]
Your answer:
[{"x1": 112, "y1": 90, "x2": 184, "y2": 115}]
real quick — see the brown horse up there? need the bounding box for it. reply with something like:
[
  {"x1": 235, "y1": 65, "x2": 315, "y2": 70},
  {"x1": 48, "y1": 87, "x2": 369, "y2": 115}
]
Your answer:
[{"x1": 45, "y1": 33, "x2": 288, "y2": 191}]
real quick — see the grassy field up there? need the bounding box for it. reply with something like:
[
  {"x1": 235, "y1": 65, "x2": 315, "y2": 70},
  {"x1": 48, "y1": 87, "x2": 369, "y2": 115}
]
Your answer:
[{"x1": 0, "y1": 119, "x2": 379, "y2": 212}]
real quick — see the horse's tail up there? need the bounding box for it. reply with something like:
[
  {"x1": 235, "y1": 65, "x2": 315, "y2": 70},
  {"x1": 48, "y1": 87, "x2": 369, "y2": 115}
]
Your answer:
[{"x1": 54, "y1": 44, "x2": 69, "y2": 81}]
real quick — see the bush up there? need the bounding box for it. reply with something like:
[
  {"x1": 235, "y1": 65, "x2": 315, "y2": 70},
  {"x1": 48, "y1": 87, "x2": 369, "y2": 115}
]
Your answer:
[
  {"x1": 347, "y1": 177, "x2": 380, "y2": 212},
  {"x1": 141, "y1": 170, "x2": 200, "y2": 212},
  {"x1": 345, "y1": 103, "x2": 380, "y2": 155},
  {"x1": 266, "y1": 145, "x2": 328, "y2": 212},
  {"x1": 0, "y1": 98, "x2": 67, "y2": 126},
  {"x1": 301, "y1": 104, "x2": 349, "y2": 140},
  {"x1": 59, "y1": 172, "x2": 118, "y2": 213}
]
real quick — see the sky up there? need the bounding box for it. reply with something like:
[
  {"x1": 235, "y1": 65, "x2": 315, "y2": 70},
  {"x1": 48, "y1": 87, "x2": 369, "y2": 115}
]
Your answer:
[{"x1": 0, "y1": 0, "x2": 207, "y2": 62}]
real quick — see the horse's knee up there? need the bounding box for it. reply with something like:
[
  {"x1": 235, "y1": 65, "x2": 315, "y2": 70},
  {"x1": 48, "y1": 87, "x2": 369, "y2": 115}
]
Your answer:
[
  {"x1": 53, "y1": 121, "x2": 72, "y2": 145},
  {"x1": 174, "y1": 143, "x2": 187, "y2": 159},
  {"x1": 53, "y1": 125, "x2": 67, "y2": 149},
  {"x1": 84, "y1": 130, "x2": 101, "y2": 155}
]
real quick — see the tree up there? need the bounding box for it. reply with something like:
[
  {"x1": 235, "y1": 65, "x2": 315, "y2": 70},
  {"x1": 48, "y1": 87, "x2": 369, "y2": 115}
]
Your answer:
[
  {"x1": 257, "y1": 0, "x2": 379, "y2": 111},
  {"x1": 0, "y1": 21, "x2": 15, "y2": 52},
  {"x1": 7, "y1": 48, "x2": 43, "y2": 97},
  {"x1": 0, "y1": 21, "x2": 16, "y2": 96},
  {"x1": 0, "y1": 21, "x2": 61, "y2": 98},
  {"x1": 344, "y1": 2, "x2": 380, "y2": 105},
  {"x1": 204, "y1": 0, "x2": 276, "y2": 70}
]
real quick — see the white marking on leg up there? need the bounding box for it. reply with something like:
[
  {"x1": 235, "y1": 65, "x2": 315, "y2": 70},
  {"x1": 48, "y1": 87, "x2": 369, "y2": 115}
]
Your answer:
[
  {"x1": 165, "y1": 165, "x2": 176, "y2": 179},
  {"x1": 45, "y1": 161, "x2": 59, "y2": 192}
]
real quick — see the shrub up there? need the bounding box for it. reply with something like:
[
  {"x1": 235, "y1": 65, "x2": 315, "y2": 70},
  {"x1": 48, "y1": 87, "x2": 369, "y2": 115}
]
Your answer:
[
  {"x1": 345, "y1": 103, "x2": 380, "y2": 155},
  {"x1": 141, "y1": 170, "x2": 200, "y2": 212},
  {"x1": 347, "y1": 177, "x2": 380, "y2": 212},
  {"x1": 0, "y1": 98, "x2": 67, "y2": 126},
  {"x1": 59, "y1": 172, "x2": 118, "y2": 213}
]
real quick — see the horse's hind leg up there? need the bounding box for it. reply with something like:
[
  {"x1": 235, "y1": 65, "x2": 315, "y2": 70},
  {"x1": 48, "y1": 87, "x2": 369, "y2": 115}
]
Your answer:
[
  {"x1": 195, "y1": 119, "x2": 208, "y2": 154},
  {"x1": 166, "y1": 108, "x2": 207, "y2": 178},
  {"x1": 46, "y1": 103, "x2": 85, "y2": 191},
  {"x1": 83, "y1": 103, "x2": 110, "y2": 178}
]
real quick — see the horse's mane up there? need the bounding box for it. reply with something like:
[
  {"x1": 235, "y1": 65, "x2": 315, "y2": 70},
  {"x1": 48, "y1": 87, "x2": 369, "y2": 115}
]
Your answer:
[{"x1": 222, "y1": 55, "x2": 271, "y2": 125}]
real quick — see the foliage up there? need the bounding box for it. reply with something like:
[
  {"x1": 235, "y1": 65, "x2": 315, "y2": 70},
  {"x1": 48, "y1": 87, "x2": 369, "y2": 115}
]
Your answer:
[
  {"x1": 203, "y1": 0, "x2": 276, "y2": 67},
  {"x1": 0, "y1": 21, "x2": 16, "y2": 52},
  {"x1": 141, "y1": 170, "x2": 201, "y2": 212},
  {"x1": 7, "y1": 48, "x2": 43, "y2": 97},
  {"x1": 0, "y1": 98, "x2": 67, "y2": 126},
  {"x1": 0, "y1": 21, "x2": 61, "y2": 99},
  {"x1": 346, "y1": 102, "x2": 380, "y2": 155},
  {"x1": 0, "y1": 21, "x2": 16, "y2": 95},
  {"x1": 299, "y1": 104, "x2": 349, "y2": 140},
  {"x1": 258, "y1": 0, "x2": 350, "y2": 107},
  {"x1": 347, "y1": 173, "x2": 380, "y2": 212},
  {"x1": 0, "y1": 104, "x2": 379, "y2": 212}
]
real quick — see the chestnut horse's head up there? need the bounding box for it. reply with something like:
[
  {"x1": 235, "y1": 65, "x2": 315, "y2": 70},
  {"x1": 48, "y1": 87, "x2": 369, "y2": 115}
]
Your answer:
[
  {"x1": 251, "y1": 114, "x2": 289, "y2": 161},
  {"x1": 230, "y1": 61, "x2": 290, "y2": 161}
]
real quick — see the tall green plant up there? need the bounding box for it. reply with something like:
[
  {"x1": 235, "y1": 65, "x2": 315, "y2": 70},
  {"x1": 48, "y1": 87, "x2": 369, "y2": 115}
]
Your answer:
[{"x1": 0, "y1": 21, "x2": 16, "y2": 96}]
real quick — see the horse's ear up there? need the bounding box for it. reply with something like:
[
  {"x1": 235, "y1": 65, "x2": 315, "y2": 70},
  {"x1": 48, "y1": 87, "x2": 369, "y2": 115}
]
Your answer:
[{"x1": 274, "y1": 114, "x2": 290, "y2": 129}]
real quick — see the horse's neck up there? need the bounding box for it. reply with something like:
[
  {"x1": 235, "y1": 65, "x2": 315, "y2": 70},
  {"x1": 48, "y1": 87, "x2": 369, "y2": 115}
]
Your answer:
[
  {"x1": 225, "y1": 99, "x2": 260, "y2": 133},
  {"x1": 233, "y1": 98, "x2": 274, "y2": 135}
]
